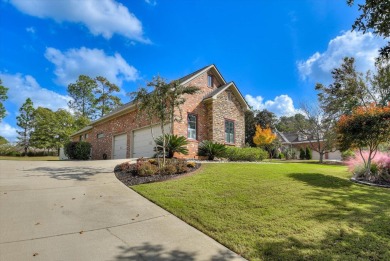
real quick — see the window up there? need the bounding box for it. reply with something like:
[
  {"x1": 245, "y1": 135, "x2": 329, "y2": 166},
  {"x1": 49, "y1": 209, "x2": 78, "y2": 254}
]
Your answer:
[
  {"x1": 79, "y1": 135, "x2": 82, "y2": 141},
  {"x1": 85, "y1": 133, "x2": 89, "y2": 139},
  {"x1": 188, "y1": 114, "x2": 197, "y2": 139},
  {"x1": 225, "y1": 120, "x2": 234, "y2": 143},
  {"x1": 97, "y1": 133, "x2": 105, "y2": 139},
  {"x1": 207, "y1": 75, "x2": 213, "y2": 87},
  {"x1": 227, "y1": 92, "x2": 232, "y2": 101}
]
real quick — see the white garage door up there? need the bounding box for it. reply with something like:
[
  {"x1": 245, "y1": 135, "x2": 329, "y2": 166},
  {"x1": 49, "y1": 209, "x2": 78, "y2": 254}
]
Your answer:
[
  {"x1": 113, "y1": 134, "x2": 127, "y2": 159},
  {"x1": 133, "y1": 124, "x2": 170, "y2": 158}
]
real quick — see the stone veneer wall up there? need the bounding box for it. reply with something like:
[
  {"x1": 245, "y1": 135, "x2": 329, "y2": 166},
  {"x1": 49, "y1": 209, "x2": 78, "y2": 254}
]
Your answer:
[{"x1": 211, "y1": 90, "x2": 245, "y2": 147}]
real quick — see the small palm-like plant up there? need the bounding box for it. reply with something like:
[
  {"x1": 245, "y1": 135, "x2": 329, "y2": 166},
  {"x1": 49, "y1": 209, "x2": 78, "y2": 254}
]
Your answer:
[
  {"x1": 155, "y1": 134, "x2": 189, "y2": 158},
  {"x1": 198, "y1": 140, "x2": 226, "y2": 160}
]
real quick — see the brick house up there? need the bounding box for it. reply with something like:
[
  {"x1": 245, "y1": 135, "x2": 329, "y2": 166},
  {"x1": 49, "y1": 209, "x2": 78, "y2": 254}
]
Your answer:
[
  {"x1": 70, "y1": 64, "x2": 250, "y2": 160},
  {"x1": 277, "y1": 131, "x2": 341, "y2": 160}
]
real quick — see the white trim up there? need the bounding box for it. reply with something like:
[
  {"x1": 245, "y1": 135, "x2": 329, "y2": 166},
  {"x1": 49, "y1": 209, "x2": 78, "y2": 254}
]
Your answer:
[{"x1": 204, "y1": 82, "x2": 250, "y2": 111}]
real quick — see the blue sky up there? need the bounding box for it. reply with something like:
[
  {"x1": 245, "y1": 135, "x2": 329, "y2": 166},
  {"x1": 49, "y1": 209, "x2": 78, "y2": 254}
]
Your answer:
[{"x1": 0, "y1": 0, "x2": 386, "y2": 141}]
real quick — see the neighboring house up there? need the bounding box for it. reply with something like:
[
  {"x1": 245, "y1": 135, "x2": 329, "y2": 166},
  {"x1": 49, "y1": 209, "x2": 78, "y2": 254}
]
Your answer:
[
  {"x1": 70, "y1": 64, "x2": 250, "y2": 160},
  {"x1": 277, "y1": 131, "x2": 342, "y2": 160}
]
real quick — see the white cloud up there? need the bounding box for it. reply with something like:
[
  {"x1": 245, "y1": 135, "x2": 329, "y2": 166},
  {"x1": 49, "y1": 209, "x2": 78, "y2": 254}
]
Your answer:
[
  {"x1": 0, "y1": 122, "x2": 18, "y2": 142},
  {"x1": 45, "y1": 47, "x2": 139, "y2": 86},
  {"x1": 145, "y1": 0, "x2": 157, "y2": 6},
  {"x1": 10, "y1": 0, "x2": 149, "y2": 43},
  {"x1": 0, "y1": 73, "x2": 71, "y2": 110},
  {"x1": 297, "y1": 31, "x2": 386, "y2": 83},
  {"x1": 245, "y1": 94, "x2": 301, "y2": 117},
  {"x1": 25, "y1": 26, "x2": 36, "y2": 34}
]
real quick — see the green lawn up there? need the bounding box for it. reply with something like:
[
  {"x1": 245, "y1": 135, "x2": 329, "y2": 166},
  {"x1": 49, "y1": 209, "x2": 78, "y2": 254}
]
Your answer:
[
  {"x1": 0, "y1": 156, "x2": 59, "y2": 161},
  {"x1": 133, "y1": 163, "x2": 390, "y2": 261}
]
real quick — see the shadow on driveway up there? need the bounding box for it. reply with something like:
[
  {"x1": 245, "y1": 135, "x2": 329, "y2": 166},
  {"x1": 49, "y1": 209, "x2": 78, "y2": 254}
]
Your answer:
[
  {"x1": 115, "y1": 242, "x2": 241, "y2": 261},
  {"x1": 23, "y1": 166, "x2": 108, "y2": 181}
]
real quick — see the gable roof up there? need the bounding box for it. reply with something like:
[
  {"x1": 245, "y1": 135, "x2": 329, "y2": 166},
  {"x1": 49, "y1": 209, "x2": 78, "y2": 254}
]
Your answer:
[
  {"x1": 178, "y1": 64, "x2": 226, "y2": 86},
  {"x1": 203, "y1": 82, "x2": 250, "y2": 111}
]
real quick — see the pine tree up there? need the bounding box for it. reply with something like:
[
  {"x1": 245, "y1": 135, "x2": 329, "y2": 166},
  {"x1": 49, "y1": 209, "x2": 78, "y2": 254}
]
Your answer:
[
  {"x1": 94, "y1": 76, "x2": 122, "y2": 117},
  {"x1": 16, "y1": 98, "x2": 35, "y2": 155}
]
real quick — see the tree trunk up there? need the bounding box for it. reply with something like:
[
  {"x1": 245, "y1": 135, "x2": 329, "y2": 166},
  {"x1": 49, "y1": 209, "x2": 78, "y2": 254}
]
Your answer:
[{"x1": 319, "y1": 152, "x2": 324, "y2": 163}]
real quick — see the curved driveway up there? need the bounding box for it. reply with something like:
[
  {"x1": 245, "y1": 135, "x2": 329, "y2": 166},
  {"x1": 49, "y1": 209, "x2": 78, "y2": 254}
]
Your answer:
[{"x1": 0, "y1": 160, "x2": 244, "y2": 261}]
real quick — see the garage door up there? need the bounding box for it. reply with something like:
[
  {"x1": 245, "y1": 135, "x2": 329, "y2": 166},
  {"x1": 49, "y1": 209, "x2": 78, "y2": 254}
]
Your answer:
[
  {"x1": 133, "y1": 124, "x2": 170, "y2": 158},
  {"x1": 113, "y1": 134, "x2": 127, "y2": 159}
]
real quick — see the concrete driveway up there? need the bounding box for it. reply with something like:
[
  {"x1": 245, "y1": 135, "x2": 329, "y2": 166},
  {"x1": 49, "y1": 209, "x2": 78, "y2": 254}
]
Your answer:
[{"x1": 0, "y1": 160, "x2": 245, "y2": 261}]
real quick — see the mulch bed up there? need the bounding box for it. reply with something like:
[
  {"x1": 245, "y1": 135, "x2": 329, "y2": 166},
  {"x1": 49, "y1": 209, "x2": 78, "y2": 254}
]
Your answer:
[
  {"x1": 115, "y1": 163, "x2": 201, "y2": 186},
  {"x1": 351, "y1": 177, "x2": 390, "y2": 188}
]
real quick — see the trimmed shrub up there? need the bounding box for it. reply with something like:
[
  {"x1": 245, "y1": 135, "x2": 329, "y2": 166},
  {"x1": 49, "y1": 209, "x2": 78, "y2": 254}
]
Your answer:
[
  {"x1": 148, "y1": 158, "x2": 158, "y2": 165},
  {"x1": 299, "y1": 148, "x2": 305, "y2": 160},
  {"x1": 198, "y1": 140, "x2": 226, "y2": 160},
  {"x1": 187, "y1": 161, "x2": 196, "y2": 168},
  {"x1": 138, "y1": 161, "x2": 159, "y2": 176},
  {"x1": 223, "y1": 147, "x2": 267, "y2": 162},
  {"x1": 64, "y1": 141, "x2": 91, "y2": 160},
  {"x1": 175, "y1": 159, "x2": 189, "y2": 173},
  {"x1": 305, "y1": 147, "x2": 312, "y2": 160},
  {"x1": 162, "y1": 164, "x2": 177, "y2": 175}
]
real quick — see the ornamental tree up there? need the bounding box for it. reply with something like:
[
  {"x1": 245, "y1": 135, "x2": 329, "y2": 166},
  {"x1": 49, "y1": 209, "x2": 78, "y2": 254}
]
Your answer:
[
  {"x1": 337, "y1": 103, "x2": 390, "y2": 177},
  {"x1": 253, "y1": 125, "x2": 278, "y2": 159}
]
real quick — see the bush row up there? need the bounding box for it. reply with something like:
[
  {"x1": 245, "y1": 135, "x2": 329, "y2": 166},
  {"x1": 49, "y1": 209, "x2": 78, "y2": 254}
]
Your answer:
[
  {"x1": 0, "y1": 144, "x2": 57, "y2": 157},
  {"x1": 198, "y1": 140, "x2": 268, "y2": 161},
  {"x1": 222, "y1": 147, "x2": 268, "y2": 161}
]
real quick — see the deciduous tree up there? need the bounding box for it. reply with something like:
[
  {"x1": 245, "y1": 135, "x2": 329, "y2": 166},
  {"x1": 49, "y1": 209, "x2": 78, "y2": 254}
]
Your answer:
[
  {"x1": 245, "y1": 110, "x2": 256, "y2": 146},
  {"x1": 347, "y1": 0, "x2": 390, "y2": 58},
  {"x1": 31, "y1": 107, "x2": 81, "y2": 154},
  {"x1": 16, "y1": 98, "x2": 35, "y2": 155},
  {"x1": 276, "y1": 113, "x2": 307, "y2": 132},
  {"x1": 253, "y1": 125, "x2": 278, "y2": 159},
  {"x1": 316, "y1": 56, "x2": 390, "y2": 118},
  {"x1": 255, "y1": 109, "x2": 278, "y2": 129},
  {"x1": 337, "y1": 103, "x2": 390, "y2": 177},
  {"x1": 296, "y1": 103, "x2": 338, "y2": 163}
]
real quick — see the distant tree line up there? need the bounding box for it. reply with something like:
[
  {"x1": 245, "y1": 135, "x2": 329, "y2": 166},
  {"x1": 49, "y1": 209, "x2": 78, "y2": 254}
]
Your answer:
[{"x1": 3, "y1": 74, "x2": 122, "y2": 155}]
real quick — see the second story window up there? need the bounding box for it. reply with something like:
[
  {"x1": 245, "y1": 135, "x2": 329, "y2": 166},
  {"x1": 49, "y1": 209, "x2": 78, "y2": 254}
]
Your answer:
[
  {"x1": 207, "y1": 75, "x2": 213, "y2": 87},
  {"x1": 187, "y1": 114, "x2": 197, "y2": 139}
]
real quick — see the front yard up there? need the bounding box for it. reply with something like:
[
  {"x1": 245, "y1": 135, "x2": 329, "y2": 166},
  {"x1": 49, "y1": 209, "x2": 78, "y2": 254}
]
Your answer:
[{"x1": 133, "y1": 163, "x2": 390, "y2": 260}]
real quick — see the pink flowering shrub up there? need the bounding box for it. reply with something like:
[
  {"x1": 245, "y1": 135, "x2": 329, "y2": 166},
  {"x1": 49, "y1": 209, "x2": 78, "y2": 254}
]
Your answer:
[{"x1": 345, "y1": 150, "x2": 390, "y2": 184}]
